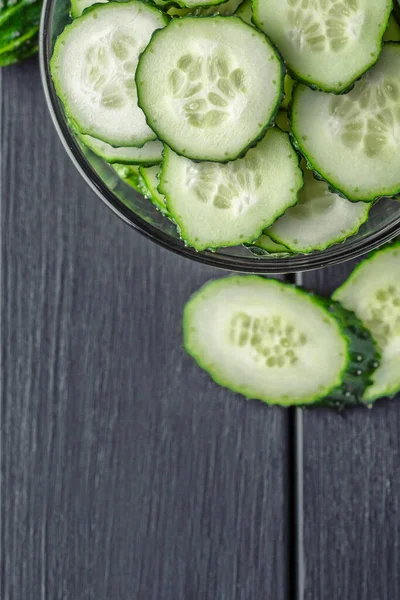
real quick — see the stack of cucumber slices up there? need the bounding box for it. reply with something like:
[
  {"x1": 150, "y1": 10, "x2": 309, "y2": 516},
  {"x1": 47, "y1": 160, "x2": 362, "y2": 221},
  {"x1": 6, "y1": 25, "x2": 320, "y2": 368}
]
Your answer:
[
  {"x1": 184, "y1": 242, "x2": 400, "y2": 408},
  {"x1": 50, "y1": 0, "x2": 400, "y2": 255}
]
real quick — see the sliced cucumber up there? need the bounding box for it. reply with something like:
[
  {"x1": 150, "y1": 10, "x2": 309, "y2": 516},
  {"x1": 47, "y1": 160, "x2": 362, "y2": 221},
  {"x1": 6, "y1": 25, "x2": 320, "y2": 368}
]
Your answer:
[
  {"x1": 281, "y1": 75, "x2": 295, "y2": 111},
  {"x1": 266, "y1": 168, "x2": 370, "y2": 254},
  {"x1": 113, "y1": 164, "x2": 145, "y2": 193},
  {"x1": 317, "y1": 297, "x2": 381, "y2": 409},
  {"x1": 252, "y1": 234, "x2": 290, "y2": 254},
  {"x1": 81, "y1": 135, "x2": 163, "y2": 165},
  {"x1": 139, "y1": 166, "x2": 169, "y2": 214},
  {"x1": 291, "y1": 44, "x2": 400, "y2": 202},
  {"x1": 253, "y1": 0, "x2": 391, "y2": 93},
  {"x1": 136, "y1": 16, "x2": 284, "y2": 162},
  {"x1": 167, "y1": 0, "x2": 243, "y2": 18},
  {"x1": 70, "y1": 0, "x2": 108, "y2": 18},
  {"x1": 383, "y1": 12, "x2": 400, "y2": 42},
  {"x1": 234, "y1": 0, "x2": 252, "y2": 25},
  {"x1": 183, "y1": 276, "x2": 350, "y2": 406},
  {"x1": 159, "y1": 128, "x2": 302, "y2": 251},
  {"x1": 333, "y1": 242, "x2": 400, "y2": 403},
  {"x1": 51, "y1": 2, "x2": 168, "y2": 147}
]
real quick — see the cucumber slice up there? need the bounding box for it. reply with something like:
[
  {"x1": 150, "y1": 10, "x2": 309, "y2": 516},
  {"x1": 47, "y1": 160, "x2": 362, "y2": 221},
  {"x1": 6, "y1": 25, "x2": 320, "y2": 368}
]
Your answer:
[
  {"x1": 113, "y1": 164, "x2": 146, "y2": 194},
  {"x1": 383, "y1": 12, "x2": 400, "y2": 42},
  {"x1": 50, "y1": 2, "x2": 168, "y2": 147},
  {"x1": 234, "y1": 0, "x2": 252, "y2": 25},
  {"x1": 81, "y1": 135, "x2": 163, "y2": 165},
  {"x1": 317, "y1": 298, "x2": 381, "y2": 409},
  {"x1": 291, "y1": 44, "x2": 400, "y2": 202},
  {"x1": 183, "y1": 276, "x2": 350, "y2": 406},
  {"x1": 252, "y1": 234, "x2": 290, "y2": 254},
  {"x1": 136, "y1": 16, "x2": 284, "y2": 162},
  {"x1": 139, "y1": 165, "x2": 169, "y2": 215},
  {"x1": 267, "y1": 168, "x2": 371, "y2": 253},
  {"x1": 70, "y1": 0, "x2": 108, "y2": 18},
  {"x1": 281, "y1": 75, "x2": 295, "y2": 111},
  {"x1": 167, "y1": 0, "x2": 243, "y2": 18},
  {"x1": 253, "y1": 0, "x2": 391, "y2": 93},
  {"x1": 159, "y1": 128, "x2": 302, "y2": 251},
  {"x1": 333, "y1": 242, "x2": 400, "y2": 403}
]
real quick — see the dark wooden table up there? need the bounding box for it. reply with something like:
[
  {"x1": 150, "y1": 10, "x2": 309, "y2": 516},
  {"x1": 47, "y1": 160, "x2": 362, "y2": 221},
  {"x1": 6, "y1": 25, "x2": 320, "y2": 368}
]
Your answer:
[{"x1": 1, "y1": 58, "x2": 400, "y2": 600}]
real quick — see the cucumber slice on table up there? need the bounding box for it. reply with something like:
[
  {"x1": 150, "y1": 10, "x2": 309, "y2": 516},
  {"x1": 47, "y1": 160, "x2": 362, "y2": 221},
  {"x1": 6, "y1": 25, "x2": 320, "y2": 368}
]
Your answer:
[
  {"x1": 167, "y1": 0, "x2": 243, "y2": 18},
  {"x1": 136, "y1": 16, "x2": 284, "y2": 162},
  {"x1": 159, "y1": 128, "x2": 303, "y2": 251},
  {"x1": 234, "y1": 0, "x2": 252, "y2": 25},
  {"x1": 316, "y1": 298, "x2": 380, "y2": 408},
  {"x1": 333, "y1": 242, "x2": 400, "y2": 403},
  {"x1": 253, "y1": 0, "x2": 391, "y2": 93},
  {"x1": 291, "y1": 43, "x2": 400, "y2": 202},
  {"x1": 81, "y1": 135, "x2": 163, "y2": 165},
  {"x1": 183, "y1": 276, "x2": 350, "y2": 406},
  {"x1": 266, "y1": 168, "x2": 371, "y2": 254},
  {"x1": 50, "y1": 2, "x2": 168, "y2": 147},
  {"x1": 139, "y1": 166, "x2": 169, "y2": 215},
  {"x1": 383, "y1": 13, "x2": 400, "y2": 42}
]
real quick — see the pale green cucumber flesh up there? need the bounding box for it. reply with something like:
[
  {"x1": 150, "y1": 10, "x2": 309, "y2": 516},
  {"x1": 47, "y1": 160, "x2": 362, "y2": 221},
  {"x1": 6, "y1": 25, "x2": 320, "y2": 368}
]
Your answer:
[
  {"x1": 183, "y1": 276, "x2": 350, "y2": 406},
  {"x1": 159, "y1": 128, "x2": 303, "y2": 251},
  {"x1": 81, "y1": 134, "x2": 163, "y2": 165},
  {"x1": 136, "y1": 17, "x2": 284, "y2": 162},
  {"x1": 51, "y1": 2, "x2": 168, "y2": 147},
  {"x1": 267, "y1": 168, "x2": 371, "y2": 253},
  {"x1": 291, "y1": 44, "x2": 400, "y2": 201},
  {"x1": 253, "y1": 0, "x2": 392, "y2": 92}
]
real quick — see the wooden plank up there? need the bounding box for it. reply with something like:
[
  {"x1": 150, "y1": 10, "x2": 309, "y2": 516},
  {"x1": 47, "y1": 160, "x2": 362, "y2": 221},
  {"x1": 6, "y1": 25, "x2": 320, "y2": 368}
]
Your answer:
[
  {"x1": 1, "y1": 59, "x2": 291, "y2": 600},
  {"x1": 299, "y1": 265, "x2": 400, "y2": 600}
]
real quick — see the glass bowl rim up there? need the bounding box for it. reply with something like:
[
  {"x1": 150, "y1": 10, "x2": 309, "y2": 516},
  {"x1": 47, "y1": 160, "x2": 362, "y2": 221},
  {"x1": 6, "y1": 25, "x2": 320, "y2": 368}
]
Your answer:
[{"x1": 38, "y1": 0, "x2": 400, "y2": 274}]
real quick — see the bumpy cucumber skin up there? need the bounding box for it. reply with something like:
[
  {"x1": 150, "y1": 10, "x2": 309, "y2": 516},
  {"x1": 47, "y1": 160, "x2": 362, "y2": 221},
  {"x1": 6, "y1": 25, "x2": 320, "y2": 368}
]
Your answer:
[
  {"x1": 290, "y1": 58, "x2": 400, "y2": 203},
  {"x1": 315, "y1": 298, "x2": 381, "y2": 409},
  {"x1": 183, "y1": 276, "x2": 351, "y2": 407},
  {"x1": 136, "y1": 16, "x2": 285, "y2": 163},
  {"x1": 51, "y1": 2, "x2": 169, "y2": 148},
  {"x1": 159, "y1": 132, "x2": 303, "y2": 251},
  {"x1": 0, "y1": 0, "x2": 41, "y2": 66},
  {"x1": 333, "y1": 240, "x2": 400, "y2": 403},
  {"x1": 253, "y1": 1, "x2": 392, "y2": 93}
]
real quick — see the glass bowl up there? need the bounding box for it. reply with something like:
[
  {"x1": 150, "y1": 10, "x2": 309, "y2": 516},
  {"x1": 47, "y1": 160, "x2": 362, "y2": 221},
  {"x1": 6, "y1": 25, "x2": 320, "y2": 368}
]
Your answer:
[{"x1": 39, "y1": 0, "x2": 400, "y2": 274}]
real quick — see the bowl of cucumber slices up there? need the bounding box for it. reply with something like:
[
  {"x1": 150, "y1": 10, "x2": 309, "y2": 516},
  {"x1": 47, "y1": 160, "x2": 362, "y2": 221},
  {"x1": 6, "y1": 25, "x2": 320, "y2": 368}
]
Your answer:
[{"x1": 40, "y1": 0, "x2": 400, "y2": 273}]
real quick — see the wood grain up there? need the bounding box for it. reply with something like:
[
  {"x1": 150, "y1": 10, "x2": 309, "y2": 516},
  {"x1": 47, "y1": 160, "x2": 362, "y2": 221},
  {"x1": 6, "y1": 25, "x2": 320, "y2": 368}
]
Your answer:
[
  {"x1": 300, "y1": 265, "x2": 400, "y2": 600},
  {"x1": 1, "y1": 60, "x2": 291, "y2": 600}
]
